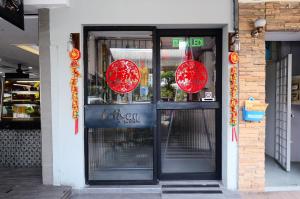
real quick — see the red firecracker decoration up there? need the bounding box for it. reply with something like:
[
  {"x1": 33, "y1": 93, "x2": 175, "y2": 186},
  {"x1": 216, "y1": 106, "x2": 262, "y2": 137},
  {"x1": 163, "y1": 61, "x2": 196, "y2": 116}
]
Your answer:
[
  {"x1": 229, "y1": 52, "x2": 239, "y2": 142},
  {"x1": 106, "y1": 59, "x2": 141, "y2": 94},
  {"x1": 175, "y1": 60, "x2": 208, "y2": 93},
  {"x1": 69, "y1": 48, "x2": 81, "y2": 135}
]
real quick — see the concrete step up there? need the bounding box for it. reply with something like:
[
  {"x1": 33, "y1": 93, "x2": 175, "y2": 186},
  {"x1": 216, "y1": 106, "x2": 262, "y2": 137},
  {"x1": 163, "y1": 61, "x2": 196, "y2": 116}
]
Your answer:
[
  {"x1": 161, "y1": 181, "x2": 225, "y2": 199},
  {"x1": 73, "y1": 185, "x2": 161, "y2": 194}
]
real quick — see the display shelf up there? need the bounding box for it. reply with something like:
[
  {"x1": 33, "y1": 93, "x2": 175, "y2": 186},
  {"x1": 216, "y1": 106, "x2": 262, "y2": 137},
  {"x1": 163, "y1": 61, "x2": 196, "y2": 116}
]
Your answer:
[
  {"x1": 1, "y1": 78, "x2": 41, "y2": 122},
  {"x1": 10, "y1": 91, "x2": 39, "y2": 94}
]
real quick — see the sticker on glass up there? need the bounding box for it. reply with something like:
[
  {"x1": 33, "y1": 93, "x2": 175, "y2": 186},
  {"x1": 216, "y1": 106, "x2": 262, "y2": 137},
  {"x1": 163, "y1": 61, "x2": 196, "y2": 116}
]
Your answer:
[
  {"x1": 106, "y1": 59, "x2": 141, "y2": 94},
  {"x1": 175, "y1": 60, "x2": 208, "y2": 93}
]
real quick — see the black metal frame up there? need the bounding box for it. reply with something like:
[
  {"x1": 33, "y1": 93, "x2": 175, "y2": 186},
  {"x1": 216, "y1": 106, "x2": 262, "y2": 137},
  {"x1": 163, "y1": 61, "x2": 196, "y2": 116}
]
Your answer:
[
  {"x1": 83, "y1": 26, "x2": 222, "y2": 185},
  {"x1": 156, "y1": 29, "x2": 222, "y2": 180}
]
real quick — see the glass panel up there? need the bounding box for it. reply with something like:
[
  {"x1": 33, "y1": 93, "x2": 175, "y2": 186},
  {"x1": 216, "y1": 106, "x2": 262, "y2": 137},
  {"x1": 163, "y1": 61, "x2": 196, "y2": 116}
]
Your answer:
[
  {"x1": 161, "y1": 109, "x2": 216, "y2": 173},
  {"x1": 87, "y1": 31, "x2": 153, "y2": 104},
  {"x1": 88, "y1": 128, "x2": 153, "y2": 180},
  {"x1": 160, "y1": 37, "x2": 216, "y2": 102},
  {"x1": 1, "y1": 79, "x2": 40, "y2": 121}
]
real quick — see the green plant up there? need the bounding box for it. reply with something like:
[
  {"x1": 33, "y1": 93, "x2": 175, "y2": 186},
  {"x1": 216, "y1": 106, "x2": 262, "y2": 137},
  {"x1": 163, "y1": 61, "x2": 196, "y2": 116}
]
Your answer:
[{"x1": 161, "y1": 71, "x2": 175, "y2": 100}]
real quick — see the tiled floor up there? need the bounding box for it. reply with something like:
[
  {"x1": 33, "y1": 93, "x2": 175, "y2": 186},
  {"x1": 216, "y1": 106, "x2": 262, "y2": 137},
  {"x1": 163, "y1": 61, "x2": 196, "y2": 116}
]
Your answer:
[
  {"x1": 0, "y1": 167, "x2": 71, "y2": 199},
  {"x1": 2, "y1": 167, "x2": 300, "y2": 199},
  {"x1": 241, "y1": 192, "x2": 300, "y2": 199},
  {"x1": 265, "y1": 155, "x2": 300, "y2": 187}
]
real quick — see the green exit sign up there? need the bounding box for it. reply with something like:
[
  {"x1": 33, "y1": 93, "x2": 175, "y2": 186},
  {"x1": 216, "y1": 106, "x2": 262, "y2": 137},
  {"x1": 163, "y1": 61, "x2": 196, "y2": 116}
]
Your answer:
[{"x1": 172, "y1": 38, "x2": 205, "y2": 48}]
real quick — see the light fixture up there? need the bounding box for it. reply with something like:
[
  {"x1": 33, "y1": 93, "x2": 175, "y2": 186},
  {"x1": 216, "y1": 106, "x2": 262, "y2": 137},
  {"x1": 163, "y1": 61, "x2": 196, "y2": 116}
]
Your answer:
[
  {"x1": 229, "y1": 31, "x2": 240, "y2": 52},
  {"x1": 251, "y1": 18, "x2": 267, "y2": 38},
  {"x1": 13, "y1": 44, "x2": 39, "y2": 55}
]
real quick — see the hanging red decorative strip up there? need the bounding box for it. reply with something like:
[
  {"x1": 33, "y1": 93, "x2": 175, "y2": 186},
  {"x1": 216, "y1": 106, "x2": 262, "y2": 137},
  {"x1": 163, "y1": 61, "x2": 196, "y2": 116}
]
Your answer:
[
  {"x1": 229, "y1": 52, "x2": 239, "y2": 142},
  {"x1": 106, "y1": 59, "x2": 141, "y2": 94},
  {"x1": 69, "y1": 48, "x2": 81, "y2": 135},
  {"x1": 175, "y1": 60, "x2": 208, "y2": 93}
]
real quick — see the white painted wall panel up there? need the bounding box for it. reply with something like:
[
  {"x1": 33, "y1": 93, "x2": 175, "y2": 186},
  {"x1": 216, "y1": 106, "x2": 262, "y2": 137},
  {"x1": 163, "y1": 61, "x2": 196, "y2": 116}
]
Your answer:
[{"x1": 47, "y1": 0, "x2": 234, "y2": 188}]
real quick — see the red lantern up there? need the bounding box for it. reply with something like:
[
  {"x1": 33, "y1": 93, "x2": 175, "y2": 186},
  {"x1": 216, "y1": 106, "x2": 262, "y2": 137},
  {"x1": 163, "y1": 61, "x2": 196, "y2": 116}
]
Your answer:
[
  {"x1": 175, "y1": 60, "x2": 208, "y2": 93},
  {"x1": 106, "y1": 59, "x2": 141, "y2": 94}
]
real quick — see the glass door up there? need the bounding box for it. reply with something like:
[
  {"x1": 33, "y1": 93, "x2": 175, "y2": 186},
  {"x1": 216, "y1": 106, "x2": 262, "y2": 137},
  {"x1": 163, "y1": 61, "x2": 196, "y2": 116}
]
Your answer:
[
  {"x1": 84, "y1": 27, "x2": 222, "y2": 184},
  {"x1": 157, "y1": 30, "x2": 222, "y2": 180},
  {"x1": 84, "y1": 27, "x2": 157, "y2": 184}
]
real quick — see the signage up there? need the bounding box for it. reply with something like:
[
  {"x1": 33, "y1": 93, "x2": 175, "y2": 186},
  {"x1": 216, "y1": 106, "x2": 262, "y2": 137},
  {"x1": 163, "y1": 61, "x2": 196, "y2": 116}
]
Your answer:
[
  {"x1": 172, "y1": 38, "x2": 204, "y2": 48},
  {"x1": 0, "y1": 0, "x2": 24, "y2": 30},
  {"x1": 175, "y1": 60, "x2": 208, "y2": 93},
  {"x1": 106, "y1": 59, "x2": 141, "y2": 94},
  {"x1": 85, "y1": 104, "x2": 155, "y2": 128},
  {"x1": 202, "y1": 91, "x2": 215, "y2": 102}
]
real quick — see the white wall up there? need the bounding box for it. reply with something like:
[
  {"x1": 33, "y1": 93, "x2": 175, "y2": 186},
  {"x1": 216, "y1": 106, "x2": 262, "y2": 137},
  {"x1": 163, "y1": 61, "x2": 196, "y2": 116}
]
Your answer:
[{"x1": 47, "y1": 0, "x2": 234, "y2": 188}]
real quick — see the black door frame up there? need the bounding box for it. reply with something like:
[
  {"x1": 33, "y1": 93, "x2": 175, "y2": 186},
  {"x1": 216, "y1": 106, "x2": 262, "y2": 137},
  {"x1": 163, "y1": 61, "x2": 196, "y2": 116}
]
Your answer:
[
  {"x1": 156, "y1": 29, "x2": 222, "y2": 180},
  {"x1": 83, "y1": 26, "x2": 222, "y2": 185}
]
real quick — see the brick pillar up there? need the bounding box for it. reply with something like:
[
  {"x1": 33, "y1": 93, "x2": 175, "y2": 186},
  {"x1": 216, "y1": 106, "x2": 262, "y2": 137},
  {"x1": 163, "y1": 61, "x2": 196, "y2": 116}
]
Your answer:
[{"x1": 238, "y1": 3, "x2": 266, "y2": 192}]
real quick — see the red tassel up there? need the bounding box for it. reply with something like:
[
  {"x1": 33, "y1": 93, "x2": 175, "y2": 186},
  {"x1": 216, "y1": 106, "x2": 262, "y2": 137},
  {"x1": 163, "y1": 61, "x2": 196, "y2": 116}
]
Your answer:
[
  {"x1": 75, "y1": 118, "x2": 78, "y2": 135},
  {"x1": 232, "y1": 126, "x2": 238, "y2": 142}
]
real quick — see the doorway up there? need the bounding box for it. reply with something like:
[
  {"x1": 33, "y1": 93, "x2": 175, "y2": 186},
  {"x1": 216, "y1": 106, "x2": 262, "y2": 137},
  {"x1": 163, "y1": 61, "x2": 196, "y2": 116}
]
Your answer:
[
  {"x1": 84, "y1": 27, "x2": 222, "y2": 184},
  {"x1": 265, "y1": 37, "x2": 300, "y2": 189}
]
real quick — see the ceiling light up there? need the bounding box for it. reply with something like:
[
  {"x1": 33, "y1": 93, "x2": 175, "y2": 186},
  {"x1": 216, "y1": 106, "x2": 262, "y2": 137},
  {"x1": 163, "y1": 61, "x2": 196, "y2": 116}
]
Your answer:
[
  {"x1": 28, "y1": 66, "x2": 33, "y2": 69},
  {"x1": 13, "y1": 44, "x2": 39, "y2": 55}
]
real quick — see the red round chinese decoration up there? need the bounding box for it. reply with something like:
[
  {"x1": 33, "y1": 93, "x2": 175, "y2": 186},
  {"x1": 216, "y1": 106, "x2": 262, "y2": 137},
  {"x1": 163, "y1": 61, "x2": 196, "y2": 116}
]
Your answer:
[
  {"x1": 229, "y1": 52, "x2": 239, "y2": 64},
  {"x1": 175, "y1": 60, "x2": 208, "y2": 93},
  {"x1": 106, "y1": 59, "x2": 141, "y2": 94},
  {"x1": 69, "y1": 48, "x2": 81, "y2": 60}
]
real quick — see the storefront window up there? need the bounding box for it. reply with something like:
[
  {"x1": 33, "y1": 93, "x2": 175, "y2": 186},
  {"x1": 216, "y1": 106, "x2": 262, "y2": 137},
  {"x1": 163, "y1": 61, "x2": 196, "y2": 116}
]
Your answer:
[
  {"x1": 160, "y1": 37, "x2": 216, "y2": 102},
  {"x1": 87, "y1": 31, "x2": 153, "y2": 104}
]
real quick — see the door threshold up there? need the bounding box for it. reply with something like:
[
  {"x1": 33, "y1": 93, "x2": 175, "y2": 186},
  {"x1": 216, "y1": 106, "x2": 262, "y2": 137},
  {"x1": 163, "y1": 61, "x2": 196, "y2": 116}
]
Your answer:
[
  {"x1": 159, "y1": 180, "x2": 223, "y2": 186},
  {"x1": 265, "y1": 186, "x2": 300, "y2": 192},
  {"x1": 74, "y1": 185, "x2": 161, "y2": 194}
]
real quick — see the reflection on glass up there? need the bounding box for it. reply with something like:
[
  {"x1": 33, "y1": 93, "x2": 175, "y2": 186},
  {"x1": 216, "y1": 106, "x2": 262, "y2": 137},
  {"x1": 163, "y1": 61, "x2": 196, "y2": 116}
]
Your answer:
[
  {"x1": 1, "y1": 79, "x2": 40, "y2": 121},
  {"x1": 161, "y1": 109, "x2": 216, "y2": 173},
  {"x1": 160, "y1": 37, "x2": 216, "y2": 102},
  {"x1": 88, "y1": 128, "x2": 153, "y2": 180},
  {"x1": 87, "y1": 31, "x2": 153, "y2": 104}
]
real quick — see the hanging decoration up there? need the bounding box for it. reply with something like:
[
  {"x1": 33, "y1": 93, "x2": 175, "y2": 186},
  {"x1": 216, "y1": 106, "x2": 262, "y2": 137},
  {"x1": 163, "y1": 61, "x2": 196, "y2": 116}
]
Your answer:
[
  {"x1": 229, "y1": 52, "x2": 239, "y2": 64},
  {"x1": 229, "y1": 52, "x2": 239, "y2": 142},
  {"x1": 69, "y1": 48, "x2": 81, "y2": 135},
  {"x1": 106, "y1": 59, "x2": 141, "y2": 94},
  {"x1": 175, "y1": 60, "x2": 208, "y2": 93}
]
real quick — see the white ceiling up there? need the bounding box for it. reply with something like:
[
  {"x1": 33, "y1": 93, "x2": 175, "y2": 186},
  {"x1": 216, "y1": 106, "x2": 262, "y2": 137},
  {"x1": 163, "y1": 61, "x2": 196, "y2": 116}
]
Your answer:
[{"x1": 0, "y1": 16, "x2": 39, "y2": 76}]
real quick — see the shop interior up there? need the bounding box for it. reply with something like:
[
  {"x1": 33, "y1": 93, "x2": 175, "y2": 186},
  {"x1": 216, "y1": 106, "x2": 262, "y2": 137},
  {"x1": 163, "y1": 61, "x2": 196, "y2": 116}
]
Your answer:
[
  {"x1": 0, "y1": 16, "x2": 41, "y2": 184},
  {"x1": 265, "y1": 32, "x2": 300, "y2": 190}
]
